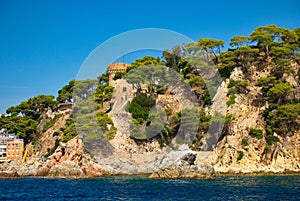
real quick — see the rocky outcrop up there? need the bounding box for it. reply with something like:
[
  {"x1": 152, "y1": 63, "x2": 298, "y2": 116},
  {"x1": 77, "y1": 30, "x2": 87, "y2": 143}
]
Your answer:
[
  {"x1": 0, "y1": 137, "x2": 107, "y2": 178},
  {"x1": 48, "y1": 161, "x2": 85, "y2": 178},
  {"x1": 210, "y1": 66, "x2": 300, "y2": 175},
  {"x1": 39, "y1": 137, "x2": 106, "y2": 178},
  {"x1": 0, "y1": 62, "x2": 299, "y2": 178},
  {"x1": 150, "y1": 151, "x2": 215, "y2": 178}
]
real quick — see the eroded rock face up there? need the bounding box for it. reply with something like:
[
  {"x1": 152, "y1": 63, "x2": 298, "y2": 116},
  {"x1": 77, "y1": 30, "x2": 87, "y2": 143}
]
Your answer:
[
  {"x1": 44, "y1": 137, "x2": 106, "y2": 178},
  {"x1": 0, "y1": 159, "x2": 21, "y2": 178},
  {"x1": 211, "y1": 67, "x2": 300, "y2": 175},
  {"x1": 150, "y1": 151, "x2": 215, "y2": 178},
  {"x1": 0, "y1": 171, "x2": 20, "y2": 178},
  {"x1": 48, "y1": 161, "x2": 84, "y2": 178},
  {"x1": 17, "y1": 158, "x2": 44, "y2": 176}
]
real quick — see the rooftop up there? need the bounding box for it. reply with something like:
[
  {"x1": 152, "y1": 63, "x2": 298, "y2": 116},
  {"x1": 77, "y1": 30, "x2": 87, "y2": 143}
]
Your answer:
[
  {"x1": 107, "y1": 62, "x2": 129, "y2": 72},
  {"x1": 0, "y1": 128, "x2": 20, "y2": 141}
]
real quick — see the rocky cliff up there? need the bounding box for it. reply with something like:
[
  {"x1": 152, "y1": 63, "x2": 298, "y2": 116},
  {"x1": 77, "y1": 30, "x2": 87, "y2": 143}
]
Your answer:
[{"x1": 0, "y1": 64, "x2": 299, "y2": 179}]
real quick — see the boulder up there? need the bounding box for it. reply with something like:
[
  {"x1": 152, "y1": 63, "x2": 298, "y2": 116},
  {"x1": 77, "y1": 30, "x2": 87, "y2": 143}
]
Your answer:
[
  {"x1": 150, "y1": 151, "x2": 215, "y2": 178},
  {"x1": 0, "y1": 171, "x2": 19, "y2": 178},
  {"x1": 17, "y1": 158, "x2": 44, "y2": 176},
  {"x1": 48, "y1": 161, "x2": 85, "y2": 178}
]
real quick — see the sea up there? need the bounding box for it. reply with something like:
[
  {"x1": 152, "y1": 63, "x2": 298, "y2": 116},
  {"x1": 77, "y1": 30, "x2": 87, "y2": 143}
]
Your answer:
[{"x1": 0, "y1": 175, "x2": 299, "y2": 200}]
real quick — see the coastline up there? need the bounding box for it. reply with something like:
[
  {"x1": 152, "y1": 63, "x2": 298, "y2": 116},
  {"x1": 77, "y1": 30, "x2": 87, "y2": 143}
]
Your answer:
[{"x1": 1, "y1": 171, "x2": 299, "y2": 179}]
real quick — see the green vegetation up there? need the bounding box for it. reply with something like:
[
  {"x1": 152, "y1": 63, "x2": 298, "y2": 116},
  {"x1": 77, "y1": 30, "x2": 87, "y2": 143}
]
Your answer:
[
  {"x1": 128, "y1": 93, "x2": 167, "y2": 141},
  {"x1": 95, "y1": 84, "x2": 114, "y2": 104},
  {"x1": 96, "y1": 112, "x2": 114, "y2": 132},
  {"x1": 264, "y1": 103, "x2": 300, "y2": 136},
  {"x1": 165, "y1": 108, "x2": 173, "y2": 116},
  {"x1": 227, "y1": 95, "x2": 236, "y2": 106},
  {"x1": 113, "y1": 71, "x2": 125, "y2": 80},
  {"x1": 106, "y1": 126, "x2": 117, "y2": 140},
  {"x1": 69, "y1": 77, "x2": 117, "y2": 143},
  {"x1": 228, "y1": 79, "x2": 249, "y2": 94},
  {"x1": 237, "y1": 150, "x2": 244, "y2": 161},
  {"x1": 197, "y1": 38, "x2": 224, "y2": 64},
  {"x1": 265, "y1": 134, "x2": 280, "y2": 146},
  {"x1": 0, "y1": 95, "x2": 57, "y2": 144},
  {"x1": 249, "y1": 128, "x2": 263, "y2": 139},
  {"x1": 43, "y1": 114, "x2": 63, "y2": 132},
  {"x1": 52, "y1": 131, "x2": 60, "y2": 137},
  {"x1": 57, "y1": 80, "x2": 74, "y2": 103},
  {"x1": 60, "y1": 117, "x2": 76, "y2": 142},
  {"x1": 128, "y1": 93, "x2": 156, "y2": 124},
  {"x1": 191, "y1": 109, "x2": 211, "y2": 150},
  {"x1": 126, "y1": 56, "x2": 165, "y2": 73},
  {"x1": 241, "y1": 138, "x2": 249, "y2": 147},
  {"x1": 226, "y1": 79, "x2": 249, "y2": 107}
]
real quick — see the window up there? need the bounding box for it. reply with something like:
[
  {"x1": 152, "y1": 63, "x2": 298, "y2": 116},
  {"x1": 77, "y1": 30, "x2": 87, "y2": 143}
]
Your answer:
[{"x1": 16, "y1": 144, "x2": 18, "y2": 148}]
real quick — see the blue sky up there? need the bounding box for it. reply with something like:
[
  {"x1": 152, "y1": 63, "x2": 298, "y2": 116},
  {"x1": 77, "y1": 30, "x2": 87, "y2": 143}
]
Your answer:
[{"x1": 0, "y1": 0, "x2": 299, "y2": 113}]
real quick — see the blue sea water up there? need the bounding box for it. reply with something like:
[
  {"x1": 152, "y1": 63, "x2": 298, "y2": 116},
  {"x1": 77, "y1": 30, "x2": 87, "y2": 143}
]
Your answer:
[{"x1": 0, "y1": 175, "x2": 299, "y2": 200}]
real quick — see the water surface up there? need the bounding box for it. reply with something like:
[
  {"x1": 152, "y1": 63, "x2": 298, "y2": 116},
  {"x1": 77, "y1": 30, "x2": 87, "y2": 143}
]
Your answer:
[{"x1": 0, "y1": 175, "x2": 299, "y2": 200}]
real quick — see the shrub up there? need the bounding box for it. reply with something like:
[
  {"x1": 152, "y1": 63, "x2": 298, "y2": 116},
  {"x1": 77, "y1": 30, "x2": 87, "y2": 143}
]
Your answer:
[
  {"x1": 52, "y1": 131, "x2": 60, "y2": 137},
  {"x1": 241, "y1": 138, "x2": 249, "y2": 147},
  {"x1": 227, "y1": 95, "x2": 236, "y2": 106},
  {"x1": 43, "y1": 114, "x2": 62, "y2": 132},
  {"x1": 249, "y1": 128, "x2": 263, "y2": 139},
  {"x1": 228, "y1": 87, "x2": 238, "y2": 95},
  {"x1": 266, "y1": 134, "x2": 280, "y2": 146},
  {"x1": 106, "y1": 126, "x2": 117, "y2": 140},
  {"x1": 165, "y1": 108, "x2": 173, "y2": 116},
  {"x1": 237, "y1": 150, "x2": 244, "y2": 161},
  {"x1": 61, "y1": 117, "x2": 77, "y2": 142},
  {"x1": 218, "y1": 67, "x2": 234, "y2": 79},
  {"x1": 83, "y1": 133, "x2": 99, "y2": 142},
  {"x1": 228, "y1": 79, "x2": 249, "y2": 94},
  {"x1": 264, "y1": 103, "x2": 300, "y2": 136},
  {"x1": 113, "y1": 71, "x2": 125, "y2": 80},
  {"x1": 32, "y1": 137, "x2": 39, "y2": 146},
  {"x1": 128, "y1": 93, "x2": 155, "y2": 123},
  {"x1": 228, "y1": 79, "x2": 239, "y2": 88},
  {"x1": 54, "y1": 139, "x2": 60, "y2": 151},
  {"x1": 96, "y1": 112, "x2": 113, "y2": 131}
]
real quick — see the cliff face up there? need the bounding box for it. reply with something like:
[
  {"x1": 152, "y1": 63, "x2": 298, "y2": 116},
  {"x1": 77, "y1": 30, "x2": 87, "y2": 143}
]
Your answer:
[{"x1": 212, "y1": 67, "x2": 300, "y2": 174}]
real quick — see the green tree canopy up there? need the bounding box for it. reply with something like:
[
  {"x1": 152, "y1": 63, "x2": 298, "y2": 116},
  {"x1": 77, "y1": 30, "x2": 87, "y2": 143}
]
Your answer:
[
  {"x1": 265, "y1": 103, "x2": 300, "y2": 136},
  {"x1": 234, "y1": 46, "x2": 259, "y2": 74},
  {"x1": 57, "y1": 80, "x2": 75, "y2": 103},
  {"x1": 198, "y1": 38, "x2": 224, "y2": 63},
  {"x1": 7, "y1": 94, "x2": 57, "y2": 118},
  {"x1": 230, "y1": 36, "x2": 249, "y2": 48},
  {"x1": 250, "y1": 24, "x2": 286, "y2": 57},
  {"x1": 266, "y1": 82, "x2": 293, "y2": 104},
  {"x1": 126, "y1": 56, "x2": 165, "y2": 73},
  {"x1": 128, "y1": 93, "x2": 156, "y2": 124}
]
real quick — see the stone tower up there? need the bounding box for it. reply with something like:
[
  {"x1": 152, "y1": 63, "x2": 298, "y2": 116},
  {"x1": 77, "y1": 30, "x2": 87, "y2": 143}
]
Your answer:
[{"x1": 107, "y1": 62, "x2": 129, "y2": 86}]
